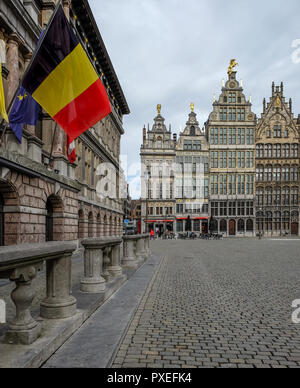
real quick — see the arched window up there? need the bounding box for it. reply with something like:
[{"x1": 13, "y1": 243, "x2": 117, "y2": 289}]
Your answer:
[
  {"x1": 238, "y1": 219, "x2": 245, "y2": 232},
  {"x1": 46, "y1": 198, "x2": 54, "y2": 242},
  {"x1": 220, "y1": 219, "x2": 227, "y2": 232},
  {"x1": 292, "y1": 144, "x2": 299, "y2": 158},
  {"x1": 273, "y1": 165, "x2": 281, "y2": 181},
  {"x1": 265, "y1": 187, "x2": 272, "y2": 205},
  {"x1": 256, "y1": 187, "x2": 264, "y2": 206},
  {"x1": 246, "y1": 219, "x2": 253, "y2": 232},
  {"x1": 291, "y1": 187, "x2": 298, "y2": 205},
  {"x1": 282, "y1": 187, "x2": 290, "y2": 205},
  {"x1": 265, "y1": 144, "x2": 272, "y2": 158},
  {"x1": 264, "y1": 165, "x2": 272, "y2": 182},
  {"x1": 0, "y1": 193, "x2": 4, "y2": 246},
  {"x1": 190, "y1": 126, "x2": 195, "y2": 136},
  {"x1": 273, "y1": 144, "x2": 281, "y2": 158},
  {"x1": 283, "y1": 144, "x2": 290, "y2": 158},
  {"x1": 282, "y1": 165, "x2": 290, "y2": 182},
  {"x1": 283, "y1": 211, "x2": 290, "y2": 231},
  {"x1": 256, "y1": 165, "x2": 264, "y2": 182},
  {"x1": 291, "y1": 165, "x2": 299, "y2": 181},
  {"x1": 256, "y1": 144, "x2": 264, "y2": 158},
  {"x1": 273, "y1": 187, "x2": 281, "y2": 205}
]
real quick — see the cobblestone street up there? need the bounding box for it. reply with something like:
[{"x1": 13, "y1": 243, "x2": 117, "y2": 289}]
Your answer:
[{"x1": 112, "y1": 239, "x2": 300, "y2": 368}]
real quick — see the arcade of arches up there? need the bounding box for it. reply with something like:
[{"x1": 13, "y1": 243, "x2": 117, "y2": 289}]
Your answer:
[{"x1": 0, "y1": 173, "x2": 123, "y2": 246}]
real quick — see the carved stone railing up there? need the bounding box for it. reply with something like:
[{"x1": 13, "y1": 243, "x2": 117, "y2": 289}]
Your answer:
[
  {"x1": 80, "y1": 237, "x2": 123, "y2": 293},
  {"x1": 0, "y1": 241, "x2": 77, "y2": 345},
  {"x1": 122, "y1": 234, "x2": 151, "y2": 268}
]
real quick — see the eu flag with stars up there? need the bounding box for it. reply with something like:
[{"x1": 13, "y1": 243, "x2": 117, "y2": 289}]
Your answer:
[{"x1": 9, "y1": 87, "x2": 39, "y2": 143}]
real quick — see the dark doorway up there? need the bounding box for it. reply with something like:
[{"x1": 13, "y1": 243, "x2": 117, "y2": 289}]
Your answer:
[
  {"x1": 46, "y1": 198, "x2": 54, "y2": 242},
  {"x1": 291, "y1": 222, "x2": 298, "y2": 236},
  {"x1": 229, "y1": 219, "x2": 236, "y2": 236},
  {"x1": 0, "y1": 193, "x2": 4, "y2": 246},
  {"x1": 202, "y1": 221, "x2": 208, "y2": 234}
]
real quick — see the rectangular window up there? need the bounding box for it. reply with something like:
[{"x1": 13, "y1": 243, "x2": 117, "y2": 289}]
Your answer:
[
  {"x1": 237, "y1": 109, "x2": 245, "y2": 121},
  {"x1": 274, "y1": 125, "x2": 282, "y2": 138}
]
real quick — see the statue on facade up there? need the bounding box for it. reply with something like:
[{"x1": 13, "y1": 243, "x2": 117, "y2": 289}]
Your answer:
[{"x1": 228, "y1": 59, "x2": 238, "y2": 75}]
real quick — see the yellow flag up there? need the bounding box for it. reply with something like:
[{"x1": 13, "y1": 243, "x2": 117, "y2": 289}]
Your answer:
[{"x1": 0, "y1": 61, "x2": 8, "y2": 123}]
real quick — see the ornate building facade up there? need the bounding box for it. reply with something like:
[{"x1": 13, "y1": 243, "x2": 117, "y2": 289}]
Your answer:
[
  {"x1": 0, "y1": 0, "x2": 129, "y2": 246},
  {"x1": 175, "y1": 105, "x2": 210, "y2": 233},
  {"x1": 205, "y1": 68, "x2": 256, "y2": 236},
  {"x1": 255, "y1": 83, "x2": 300, "y2": 236},
  {"x1": 140, "y1": 106, "x2": 176, "y2": 234}
]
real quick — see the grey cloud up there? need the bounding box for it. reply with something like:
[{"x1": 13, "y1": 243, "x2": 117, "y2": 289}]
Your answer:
[{"x1": 89, "y1": 0, "x2": 300, "y2": 198}]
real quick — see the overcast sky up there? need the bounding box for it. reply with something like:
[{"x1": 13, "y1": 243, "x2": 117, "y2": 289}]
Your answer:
[{"x1": 89, "y1": 0, "x2": 300, "y2": 198}]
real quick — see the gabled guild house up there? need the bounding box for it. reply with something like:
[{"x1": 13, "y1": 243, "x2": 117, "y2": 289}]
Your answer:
[
  {"x1": 205, "y1": 63, "x2": 256, "y2": 237},
  {"x1": 0, "y1": 0, "x2": 129, "y2": 246}
]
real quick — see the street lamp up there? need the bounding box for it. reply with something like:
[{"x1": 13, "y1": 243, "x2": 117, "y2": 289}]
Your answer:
[{"x1": 144, "y1": 170, "x2": 150, "y2": 233}]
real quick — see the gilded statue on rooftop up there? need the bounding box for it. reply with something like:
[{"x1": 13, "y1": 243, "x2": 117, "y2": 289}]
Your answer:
[{"x1": 228, "y1": 59, "x2": 238, "y2": 75}]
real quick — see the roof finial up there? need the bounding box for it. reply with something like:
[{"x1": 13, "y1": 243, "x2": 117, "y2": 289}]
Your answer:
[
  {"x1": 190, "y1": 103, "x2": 194, "y2": 112},
  {"x1": 157, "y1": 104, "x2": 161, "y2": 115}
]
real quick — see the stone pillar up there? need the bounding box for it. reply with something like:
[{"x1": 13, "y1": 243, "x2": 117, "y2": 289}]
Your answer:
[
  {"x1": 102, "y1": 247, "x2": 112, "y2": 282},
  {"x1": 40, "y1": 253, "x2": 77, "y2": 319},
  {"x1": 140, "y1": 235, "x2": 147, "y2": 258},
  {"x1": 123, "y1": 237, "x2": 138, "y2": 268},
  {"x1": 146, "y1": 234, "x2": 151, "y2": 255},
  {"x1": 6, "y1": 33, "x2": 19, "y2": 106},
  {"x1": 108, "y1": 243, "x2": 122, "y2": 277},
  {"x1": 135, "y1": 237, "x2": 144, "y2": 262},
  {"x1": 80, "y1": 240, "x2": 106, "y2": 293},
  {"x1": 5, "y1": 264, "x2": 43, "y2": 345}
]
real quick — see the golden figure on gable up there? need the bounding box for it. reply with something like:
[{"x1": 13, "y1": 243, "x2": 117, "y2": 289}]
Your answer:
[{"x1": 228, "y1": 59, "x2": 238, "y2": 75}]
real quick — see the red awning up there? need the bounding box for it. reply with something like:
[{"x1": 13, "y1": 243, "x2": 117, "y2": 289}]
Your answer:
[
  {"x1": 145, "y1": 220, "x2": 174, "y2": 223},
  {"x1": 176, "y1": 217, "x2": 209, "y2": 221}
]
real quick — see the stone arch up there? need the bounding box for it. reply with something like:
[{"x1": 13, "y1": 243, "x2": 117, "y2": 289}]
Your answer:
[
  {"x1": 0, "y1": 179, "x2": 20, "y2": 246},
  {"x1": 220, "y1": 219, "x2": 227, "y2": 233},
  {"x1": 238, "y1": 219, "x2": 245, "y2": 233},
  {"x1": 246, "y1": 219, "x2": 254, "y2": 232},
  {"x1": 45, "y1": 194, "x2": 64, "y2": 241}
]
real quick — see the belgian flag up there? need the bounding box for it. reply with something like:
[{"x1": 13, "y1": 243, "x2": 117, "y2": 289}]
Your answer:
[{"x1": 22, "y1": 4, "x2": 111, "y2": 141}]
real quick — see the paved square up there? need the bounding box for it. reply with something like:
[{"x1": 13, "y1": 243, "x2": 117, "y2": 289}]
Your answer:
[{"x1": 112, "y1": 239, "x2": 300, "y2": 368}]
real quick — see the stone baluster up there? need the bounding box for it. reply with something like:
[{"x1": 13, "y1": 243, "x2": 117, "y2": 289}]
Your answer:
[
  {"x1": 102, "y1": 247, "x2": 112, "y2": 282},
  {"x1": 108, "y1": 243, "x2": 122, "y2": 277},
  {"x1": 5, "y1": 264, "x2": 43, "y2": 345},
  {"x1": 135, "y1": 237, "x2": 144, "y2": 263},
  {"x1": 40, "y1": 252, "x2": 77, "y2": 319},
  {"x1": 80, "y1": 239, "x2": 106, "y2": 293},
  {"x1": 122, "y1": 237, "x2": 138, "y2": 268}
]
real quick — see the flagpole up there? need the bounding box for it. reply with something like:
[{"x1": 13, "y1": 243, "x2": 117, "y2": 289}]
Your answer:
[
  {"x1": 0, "y1": 0, "x2": 62, "y2": 146},
  {"x1": 48, "y1": 122, "x2": 58, "y2": 167}
]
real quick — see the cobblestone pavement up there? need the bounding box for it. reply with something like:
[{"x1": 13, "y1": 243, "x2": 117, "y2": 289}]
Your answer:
[{"x1": 112, "y1": 239, "x2": 300, "y2": 368}]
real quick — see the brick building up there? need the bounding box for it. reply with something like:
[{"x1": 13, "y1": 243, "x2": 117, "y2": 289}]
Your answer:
[{"x1": 0, "y1": 0, "x2": 129, "y2": 246}]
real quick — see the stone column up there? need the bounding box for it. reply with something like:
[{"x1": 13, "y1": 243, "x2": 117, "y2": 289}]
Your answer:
[
  {"x1": 122, "y1": 237, "x2": 138, "y2": 268},
  {"x1": 146, "y1": 234, "x2": 151, "y2": 255},
  {"x1": 108, "y1": 243, "x2": 122, "y2": 277},
  {"x1": 5, "y1": 263, "x2": 43, "y2": 345},
  {"x1": 40, "y1": 253, "x2": 77, "y2": 319},
  {"x1": 102, "y1": 247, "x2": 112, "y2": 282},
  {"x1": 80, "y1": 240, "x2": 106, "y2": 293},
  {"x1": 140, "y1": 235, "x2": 147, "y2": 258},
  {"x1": 6, "y1": 33, "x2": 19, "y2": 106},
  {"x1": 135, "y1": 237, "x2": 144, "y2": 262}
]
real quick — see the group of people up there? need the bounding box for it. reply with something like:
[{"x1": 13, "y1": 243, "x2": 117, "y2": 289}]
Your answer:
[{"x1": 150, "y1": 227, "x2": 165, "y2": 239}]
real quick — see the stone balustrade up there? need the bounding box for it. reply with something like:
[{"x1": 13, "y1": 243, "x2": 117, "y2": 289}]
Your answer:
[
  {"x1": 0, "y1": 235, "x2": 151, "y2": 347},
  {"x1": 80, "y1": 237, "x2": 123, "y2": 293},
  {"x1": 123, "y1": 234, "x2": 150, "y2": 268},
  {"x1": 0, "y1": 241, "x2": 77, "y2": 345}
]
